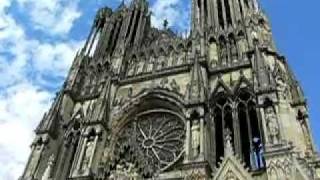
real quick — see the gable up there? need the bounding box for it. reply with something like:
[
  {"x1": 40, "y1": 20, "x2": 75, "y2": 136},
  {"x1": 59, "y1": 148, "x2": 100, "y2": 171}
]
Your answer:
[{"x1": 213, "y1": 157, "x2": 253, "y2": 180}]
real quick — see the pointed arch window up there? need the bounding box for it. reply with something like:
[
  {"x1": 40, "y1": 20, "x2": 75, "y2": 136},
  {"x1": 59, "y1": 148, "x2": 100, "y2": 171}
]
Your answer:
[{"x1": 211, "y1": 88, "x2": 264, "y2": 170}]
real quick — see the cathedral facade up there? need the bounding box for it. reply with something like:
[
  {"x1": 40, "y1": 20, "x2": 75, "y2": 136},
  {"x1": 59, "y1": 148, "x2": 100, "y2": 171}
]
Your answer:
[{"x1": 20, "y1": 0, "x2": 320, "y2": 179}]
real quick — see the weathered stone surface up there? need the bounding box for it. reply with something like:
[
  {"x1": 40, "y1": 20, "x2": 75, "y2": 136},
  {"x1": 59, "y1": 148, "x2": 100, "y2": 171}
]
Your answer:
[{"x1": 20, "y1": 0, "x2": 320, "y2": 179}]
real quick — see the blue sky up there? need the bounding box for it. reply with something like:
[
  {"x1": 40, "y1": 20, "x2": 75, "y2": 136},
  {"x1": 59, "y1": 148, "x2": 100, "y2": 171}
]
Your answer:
[{"x1": 0, "y1": 0, "x2": 319, "y2": 179}]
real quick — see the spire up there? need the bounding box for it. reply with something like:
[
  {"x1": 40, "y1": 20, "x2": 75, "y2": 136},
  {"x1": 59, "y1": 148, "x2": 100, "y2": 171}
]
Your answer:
[
  {"x1": 253, "y1": 38, "x2": 274, "y2": 92},
  {"x1": 187, "y1": 51, "x2": 206, "y2": 104},
  {"x1": 117, "y1": 0, "x2": 127, "y2": 10},
  {"x1": 35, "y1": 91, "x2": 63, "y2": 135},
  {"x1": 131, "y1": 0, "x2": 147, "y2": 9}
]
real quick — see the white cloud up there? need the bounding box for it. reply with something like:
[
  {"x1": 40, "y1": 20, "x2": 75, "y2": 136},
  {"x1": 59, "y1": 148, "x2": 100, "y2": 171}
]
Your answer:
[
  {"x1": 16, "y1": 0, "x2": 81, "y2": 36},
  {"x1": 150, "y1": 0, "x2": 190, "y2": 31},
  {"x1": 0, "y1": 83, "x2": 52, "y2": 180},
  {"x1": 0, "y1": 0, "x2": 83, "y2": 179}
]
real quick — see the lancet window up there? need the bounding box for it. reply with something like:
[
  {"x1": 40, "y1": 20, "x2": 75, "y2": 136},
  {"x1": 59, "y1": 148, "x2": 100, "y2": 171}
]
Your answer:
[{"x1": 211, "y1": 89, "x2": 264, "y2": 170}]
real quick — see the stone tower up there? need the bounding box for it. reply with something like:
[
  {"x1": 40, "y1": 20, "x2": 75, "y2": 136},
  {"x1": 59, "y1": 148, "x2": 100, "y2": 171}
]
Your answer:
[{"x1": 20, "y1": 0, "x2": 320, "y2": 179}]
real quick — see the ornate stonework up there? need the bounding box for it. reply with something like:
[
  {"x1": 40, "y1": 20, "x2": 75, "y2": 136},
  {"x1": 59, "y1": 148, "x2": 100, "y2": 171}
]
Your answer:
[{"x1": 20, "y1": 0, "x2": 320, "y2": 179}]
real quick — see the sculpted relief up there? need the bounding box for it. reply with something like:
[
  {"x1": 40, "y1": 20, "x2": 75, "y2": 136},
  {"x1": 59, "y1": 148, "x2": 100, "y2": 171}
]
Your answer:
[
  {"x1": 209, "y1": 39, "x2": 218, "y2": 68},
  {"x1": 265, "y1": 106, "x2": 280, "y2": 145}
]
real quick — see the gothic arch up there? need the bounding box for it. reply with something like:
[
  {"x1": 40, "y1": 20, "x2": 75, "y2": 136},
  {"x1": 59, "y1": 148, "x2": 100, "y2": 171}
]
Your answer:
[
  {"x1": 111, "y1": 89, "x2": 186, "y2": 134},
  {"x1": 109, "y1": 91, "x2": 186, "y2": 178},
  {"x1": 210, "y1": 84, "x2": 263, "y2": 169},
  {"x1": 210, "y1": 78, "x2": 233, "y2": 98}
]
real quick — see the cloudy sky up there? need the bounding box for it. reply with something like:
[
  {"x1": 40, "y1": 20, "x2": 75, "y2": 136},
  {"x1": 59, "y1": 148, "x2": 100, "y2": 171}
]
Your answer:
[{"x1": 0, "y1": 0, "x2": 319, "y2": 179}]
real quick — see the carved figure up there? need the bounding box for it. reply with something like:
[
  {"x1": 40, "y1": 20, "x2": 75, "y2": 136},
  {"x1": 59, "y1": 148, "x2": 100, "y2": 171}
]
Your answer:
[
  {"x1": 191, "y1": 119, "x2": 200, "y2": 158},
  {"x1": 147, "y1": 56, "x2": 155, "y2": 72},
  {"x1": 136, "y1": 59, "x2": 145, "y2": 75},
  {"x1": 219, "y1": 43, "x2": 227, "y2": 65},
  {"x1": 230, "y1": 38, "x2": 238, "y2": 61},
  {"x1": 259, "y1": 22, "x2": 272, "y2": 46},
  {"x1": 209, "y1": 40, "x2": 218, "y2": 67},
  {"x1": 127, "y1": 59, "x2": 136, "y2": 76},
  {"x1": 275, "y1": 76, "x2": 289, "y2": 101},
  {"x1": 81, "y1": 137, "x2": 95, "y2": 171},
  {"x1": 160, "y1": 77, "x2": 169, "y2": 89},
  {"x1": 238, "y1": 36, "x2": 248, "y2": 57},
  {"x1": 41, "y1": 155, "x2": 55, "y2": 180},
  {"x1": 170, "y1": 79, "x2": 180, "y2": 93},
  {"x1": 265, "y1": 107, "x2": 280, "y2": 144}
]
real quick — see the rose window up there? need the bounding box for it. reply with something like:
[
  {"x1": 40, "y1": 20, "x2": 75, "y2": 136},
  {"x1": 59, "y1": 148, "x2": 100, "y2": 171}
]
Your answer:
[{"x1": 114, "y1": 110, "x2": 185, "y2": 177}]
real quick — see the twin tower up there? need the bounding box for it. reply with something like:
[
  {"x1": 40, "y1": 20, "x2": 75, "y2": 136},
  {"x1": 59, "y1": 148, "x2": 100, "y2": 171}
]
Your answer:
[{"x1": 20, "y1": 0, "x2": 320, "y2": 179}]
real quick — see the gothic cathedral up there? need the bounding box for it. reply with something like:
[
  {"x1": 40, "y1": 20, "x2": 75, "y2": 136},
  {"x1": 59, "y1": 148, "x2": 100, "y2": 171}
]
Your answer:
[{"x1": 20, "y1": 0, "x2": 320, "y2": 179}]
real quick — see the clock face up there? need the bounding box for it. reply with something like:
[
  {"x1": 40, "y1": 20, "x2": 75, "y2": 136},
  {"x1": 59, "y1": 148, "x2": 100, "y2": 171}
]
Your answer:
[{"x1": 114, "y1": 110, "x2": 185, "y2": 178}]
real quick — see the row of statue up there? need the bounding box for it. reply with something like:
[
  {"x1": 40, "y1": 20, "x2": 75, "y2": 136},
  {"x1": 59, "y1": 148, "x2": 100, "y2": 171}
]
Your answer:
[
  {"x1": 126, "y1": 52, "x2": 191, "y2": 76},
  {"x1": 208, "y1": 34, "x2": 248, "y2": 68}
]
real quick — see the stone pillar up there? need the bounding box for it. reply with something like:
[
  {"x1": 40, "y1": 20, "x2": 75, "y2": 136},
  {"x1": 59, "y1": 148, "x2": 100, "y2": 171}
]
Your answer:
[
  {"x1": 200, "y1": 117, "x2": 205, "y2": 159},
  {"x1": 232, "y1": 103, "x2": 241, "y2": 157},
  {"x1": 220, "y1": 0, "x2": 228, "y2": 28},
  {"x1": 228, "y1": 0, "x2": 236, "y2": 26},
  {"x1": 185, "y1": 120, "x2": 191, "y2": 161},
  {"x1": 76, "y1": 136, "x2": 88, "y2": 172},
  {"x1": 213, "y1": 0, "x2": 219, "y2": 28}
]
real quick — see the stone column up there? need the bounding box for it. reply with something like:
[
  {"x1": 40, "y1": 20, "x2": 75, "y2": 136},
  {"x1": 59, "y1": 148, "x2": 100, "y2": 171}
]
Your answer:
[
  {"x1": 220, "y1": 0, "x2": 228, "y2": 28},
  {"x1": 185, "y1": 120, "x2": 191, "y2": 161},
  {"x1": 76, "y1": 137, "x2": 88, "y2": 172},
  {"x1": 228, "y1": 0, "x2": 236, "y2": 26},
  {"x1": 213, "y1": 0, "x2": 219, "y2": 28},
  {"x1": 127, "y1": 9, "x2": 138, "y2": 44},
  {"x1": 232, "y1": 104, "x2": 241, "y2": 157},
  {"x1": 88, "y1": 135, "x2": 99, "y2": 169},
  {"x1": 200, "y1": 118, "x2": 205, "y2": 160}
]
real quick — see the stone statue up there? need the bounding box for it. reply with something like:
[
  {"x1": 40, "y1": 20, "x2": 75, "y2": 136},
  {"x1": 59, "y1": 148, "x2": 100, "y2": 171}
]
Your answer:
[
  {"x1": 160, "y1": 77, "x2": 169, "y2": 89},
  {"x1": 41, "y1": 154, "x2": 55, "y2": 180},
  {"x1": 259, "y1": 23, "x2": 272, "y2": 46},
  {"x1": 275, "y1": 76, "x2": 289, "y2": 101},
  {"x1": 147, "y1": 56, "x2": 155, "y2": 72},
  {"x1": 209, "y1": 41, "x2": 218, "y2": 67},
  {"x1": 81, "y1": 137, "x2": 95, "y2": 172},
  {"x1": 170, "y1": 79, "x2": 180, "y2": 93},
  {"x1": 191, "y1": 119, "x2": 200, "y2": 158},
  {"x1": 136, "y1": 59, "x2": 145, "y2": 75},
  {"x1": 230, "y1": 39, "x2": 238, "y2": 62},
  {"x1": 238, "y1": 36, "x2": 248, "y2": 57},
  {"x1": 219, "y1": 44, "x2": 227, "y2": 65},
  {"x1": 265, "y1": 107, "x2": 280, "y2": 145},
  {"x1": 127, "y1": 59, "x2": 136, "y2": 76}
]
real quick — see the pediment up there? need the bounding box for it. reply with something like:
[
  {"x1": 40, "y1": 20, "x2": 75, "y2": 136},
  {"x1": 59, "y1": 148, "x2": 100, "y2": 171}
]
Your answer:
[
  {"x1": 211, "y1": 78, "x2": 232, "y2": 97},
  {"x1": 213, "y1": 156, "x2": 253, "y2": 180}
]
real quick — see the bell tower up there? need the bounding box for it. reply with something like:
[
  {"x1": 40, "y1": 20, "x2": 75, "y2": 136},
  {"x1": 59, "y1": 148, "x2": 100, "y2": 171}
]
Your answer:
[{"x1": 20, "y1": 0, "x2": 320, "y2": 180}]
